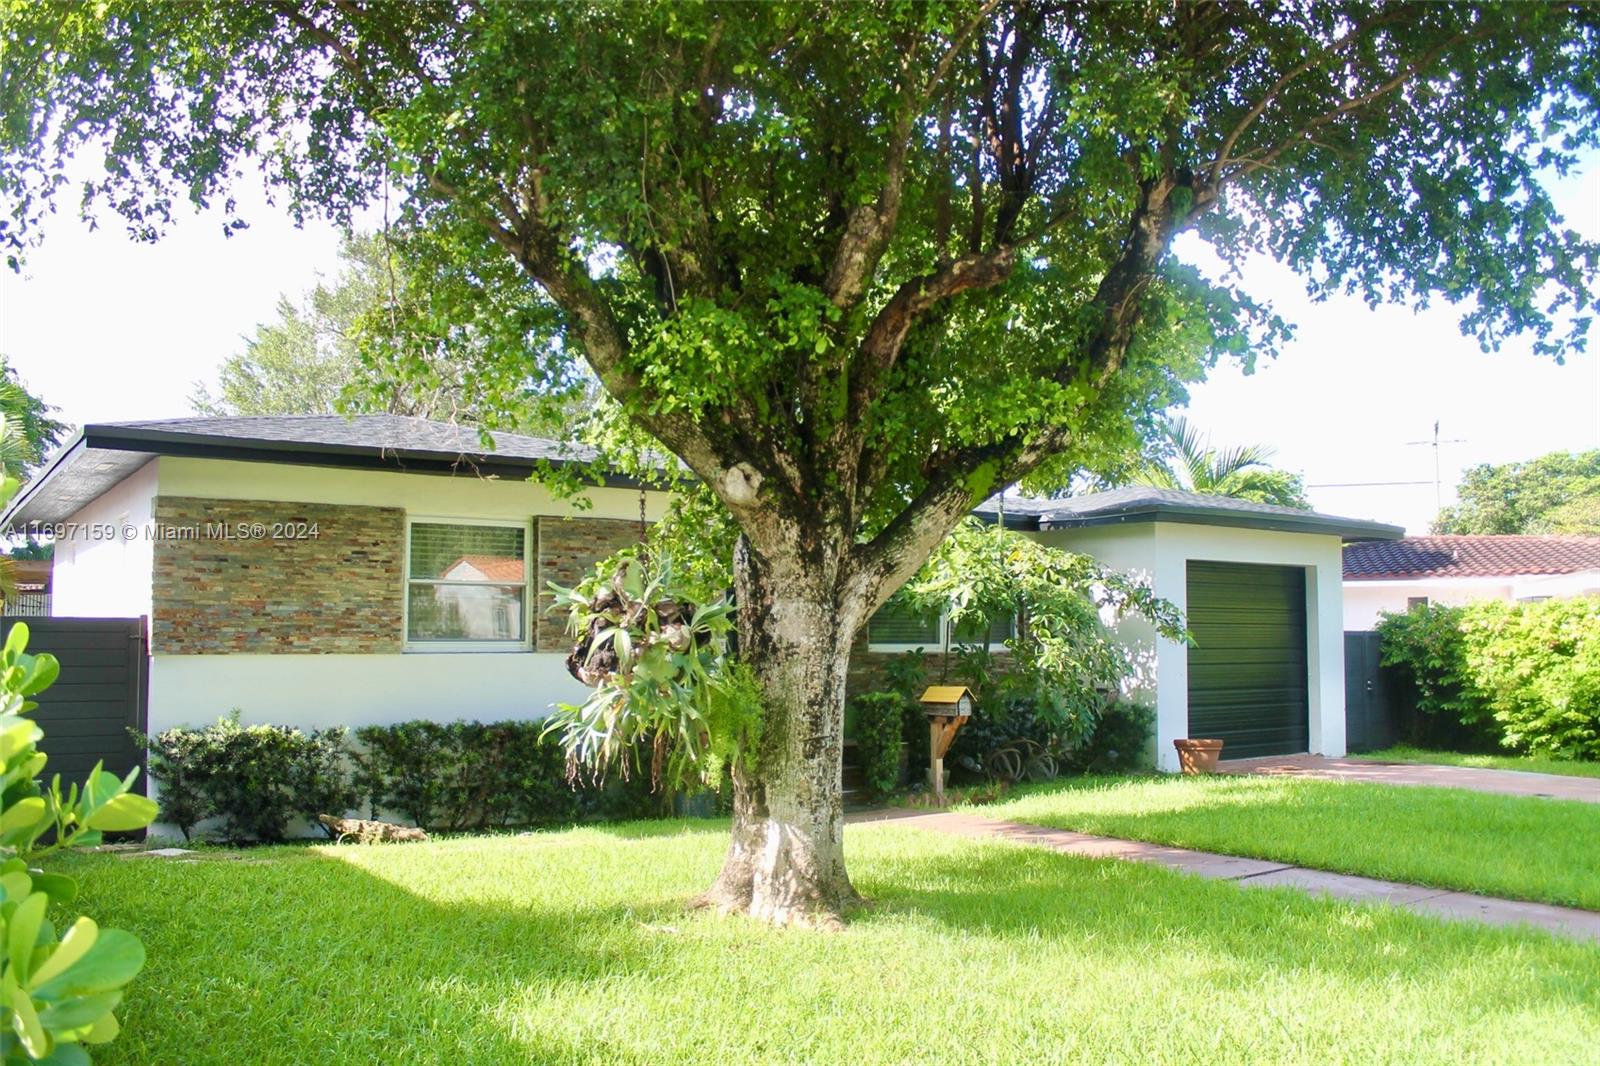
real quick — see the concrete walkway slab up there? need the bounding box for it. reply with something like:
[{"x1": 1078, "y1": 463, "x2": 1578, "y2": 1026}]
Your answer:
[
  {"x1": 848, "y1": 809, "x2": 1600, "y2": 944},
  {"x1": 1218, "y1": 754, "x2": 1600, "y2": 803}
]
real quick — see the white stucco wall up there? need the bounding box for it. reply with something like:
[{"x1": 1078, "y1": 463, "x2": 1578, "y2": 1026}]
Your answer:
[
  {"x1": 1343, "y1": 571, "x2": 1600, "y2": 630},
  {"x1": 146, "y1": 651, "x2": 589, "y2": 735},
  {"x1": 51, "y1": 458, "x2": 159, "y2": 620},
  {"x1": 1044, "y1": 520, "x2": 1346, "y2": 772}
]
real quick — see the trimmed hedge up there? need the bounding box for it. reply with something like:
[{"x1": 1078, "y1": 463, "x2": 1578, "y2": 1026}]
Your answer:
[
  {"x1": 352, "y1": 720, "x2": 664, "y2": 831},
  {"x1": 141, "y1": 716, "x2": 668, "y2": 843},
  {"x1": 851, "y1": 692, "x2": 906, "y2": 800},
  {"x1": 140, "y1": 714, "x2": 357, "y2": 844}
]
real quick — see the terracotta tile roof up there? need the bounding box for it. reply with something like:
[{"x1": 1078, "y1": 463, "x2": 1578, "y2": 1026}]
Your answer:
[
  {"x1": 1343, "y1": 535, "x2": 1600, "y2": 580},
  {"x1": 443, "y1": 555, "x2": 526, "y2": 582}
]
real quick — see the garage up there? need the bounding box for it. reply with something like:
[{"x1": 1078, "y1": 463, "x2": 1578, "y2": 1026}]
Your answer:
[{"x1": 1186, "y1": 561, "x2": 1309, "y2": 758}]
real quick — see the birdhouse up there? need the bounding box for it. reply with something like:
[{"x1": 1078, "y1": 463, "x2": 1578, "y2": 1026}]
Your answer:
[{"x1": 920, "y1": 685, "x2": 976, "y2": 718}]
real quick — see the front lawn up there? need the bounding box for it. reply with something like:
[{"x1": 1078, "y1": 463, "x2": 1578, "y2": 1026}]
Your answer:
[
  {"x1": 979, "y1": 775, "x2": 1600, "y2": 910},
  {"x1": 59, "y1": 821, "x2": 1600, "y2": 1064},
  {"x1": 1354, "y1": 745, "x2": 1600, "y2": 780}
]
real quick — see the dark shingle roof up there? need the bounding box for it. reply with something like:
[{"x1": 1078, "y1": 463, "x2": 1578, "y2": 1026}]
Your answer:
[
  {"x1": 977, "y1": 486, "x2": 1402, "y2": 541},
  {"x1": 1343, "y1": 535, "x2": 1600, "y2": 579},
  {"x1": 95, "y1": 414, "x2": 592, "y2": 464},
  {"x1": 0, "y1": 414, "x2": 610, "y2": 528}
]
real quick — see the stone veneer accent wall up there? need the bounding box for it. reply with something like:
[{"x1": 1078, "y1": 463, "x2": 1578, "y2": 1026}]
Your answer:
[
  {"x1": 535, "y1": 516, "x2": 651, "y2": 651},
  {"x1": 152, "y1": 496, "x2": 405, "y2": 654}
]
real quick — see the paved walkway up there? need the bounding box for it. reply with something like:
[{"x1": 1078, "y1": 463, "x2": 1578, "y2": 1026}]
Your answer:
[
  {"x1": 847, "y1": 808, "x2": 1600, "y2": 943},
  {"x1": 1218, "y1": 754, "x2": 1600, "y2": 804}
]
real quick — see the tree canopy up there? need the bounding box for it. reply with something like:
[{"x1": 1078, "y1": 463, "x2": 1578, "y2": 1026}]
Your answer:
[
  {"x1": 5, "y1": 0, "x2": 1598, "y2": 924},
  {"x1": 1433, "y1": 449, "x2": 1600, "y2": 535},
  {"x1": 192, "y1": 233, "x2": 593, "y2": 432}
]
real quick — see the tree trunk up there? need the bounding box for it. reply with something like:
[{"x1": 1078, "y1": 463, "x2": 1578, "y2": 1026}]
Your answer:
[{"x1": 694, "y1": 534, "x2": 863, "y2": 928}]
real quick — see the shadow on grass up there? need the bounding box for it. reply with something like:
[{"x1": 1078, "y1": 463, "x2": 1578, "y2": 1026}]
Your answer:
[{"x1": 56, "y1": 818, "x2": 1600, "y2": 1066}]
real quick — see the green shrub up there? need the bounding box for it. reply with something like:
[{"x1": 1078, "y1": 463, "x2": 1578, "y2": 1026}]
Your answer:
[
  {"x1": 1461, "y1": 597, "x2": 1600, "y2": 759},
  {"x1": 353, "y1": 720, "x2": 665, "y2": 832},
  {"x1": 1378, "y1": 597, "x2": 1600, "y2": 759},
  {"x1": 1375, "y1": 603, "x2": 1501, "y2": 749},
  {"x1": 1062, "y1": 698, "x2": 1154, "y2": 773},
  {"x1": 851, "y1": 693, "x2": 906, "y2": 799},
  {"x1": 140, "y1": 714, "x2": 357, "y2": 843},
  {"x1": 1, "y1": 621, "x2": 157, "y2": 1064}
]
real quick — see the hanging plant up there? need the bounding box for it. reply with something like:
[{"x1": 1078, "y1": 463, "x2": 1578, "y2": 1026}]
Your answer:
[{"x1": 544, "y1": 551, "x2": 758, "y2": 792}]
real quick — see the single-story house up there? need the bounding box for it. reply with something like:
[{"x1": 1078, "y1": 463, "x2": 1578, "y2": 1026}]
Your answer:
[
  {"x1": 1, "y1": 414, "x2": 1401, "y2": 777},
  {"x1": 1342, "y1": 535, "x2": 1600, "y2": 630}
]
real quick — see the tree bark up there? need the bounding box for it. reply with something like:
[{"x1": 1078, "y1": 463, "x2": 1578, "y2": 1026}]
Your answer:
[{"x1": 694, "y1": 534, "x2": 864, "y2": 928}]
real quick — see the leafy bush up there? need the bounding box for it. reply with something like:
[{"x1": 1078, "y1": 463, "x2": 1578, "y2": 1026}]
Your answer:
[
  {"x1": 1, "y1": 621, "x2": 157, "y2": 1064},
  {"x1": 353, "y1": 720, "x2": 664, "y2": 832},
  {"x1": 1061, "y1": 699, "x2": 1154, "y2": 773},
  {"x1": 1379, "y1": 597, "x2": 1600, "y2": 759},
  {"x1": 1376, "y1": 603, "x2": 1499, "y2": 749},
  {"x1": 1460, "y1": 597, "x2": 1600, "y2": 759},
  {"x1": 140, "y1": 714, "x2": 357, "y2": 843},
  {"x1": 851, "y1": 693, "x2": 906, "y2": 799}
]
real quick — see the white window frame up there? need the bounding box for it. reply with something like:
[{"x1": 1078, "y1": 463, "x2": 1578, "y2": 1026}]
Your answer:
[{"x1": 402, "y1": 516, "x2": 534, "y2": 653}]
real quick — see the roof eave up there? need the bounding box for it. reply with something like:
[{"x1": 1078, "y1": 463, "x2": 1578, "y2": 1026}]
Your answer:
[{"x1": 1042, "y1": 503, "x2": 1405, "y2": 542}]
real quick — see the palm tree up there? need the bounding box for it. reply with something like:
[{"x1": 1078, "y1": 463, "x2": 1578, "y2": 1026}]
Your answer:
[{"x1": 1130, "y1": 417, "x2": 1310, "y2": 509}]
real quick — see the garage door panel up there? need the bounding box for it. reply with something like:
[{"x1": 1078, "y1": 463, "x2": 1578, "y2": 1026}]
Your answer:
[{"x1": 1186, "y1": 561, "x2": 1309, "y2": 759}]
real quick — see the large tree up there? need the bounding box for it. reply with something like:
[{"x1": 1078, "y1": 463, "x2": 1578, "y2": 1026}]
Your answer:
[
  {"x1": 4, "y1": 2, "x2": 1597, "y2": 925},
  {"x1": 1433, "y1": 449, "x2": 1600, "y2": 535}
]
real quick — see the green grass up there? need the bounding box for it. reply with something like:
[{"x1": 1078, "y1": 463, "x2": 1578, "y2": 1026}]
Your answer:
[
  {"x1": 54, "y1": 820, "x2": 1600, "y2": 1065},
  {"x1": 1355, "y1": 744, "x2": 1600, "y2": 780},
  {"x1": 978, "y1": 775, "x2": 1600, "y2": 910}
]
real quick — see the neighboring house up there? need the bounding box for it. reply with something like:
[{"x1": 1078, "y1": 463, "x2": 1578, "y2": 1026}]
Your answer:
[
  {"x1": 1, "y1": 558, "x2": 51, "y2": 616},
  {"x1": 1, "y1": 415, "x2": 1401, "y2": 778},
  {"x1": 1342, "y1": 535, "x2": 1600, "y2": 630}
]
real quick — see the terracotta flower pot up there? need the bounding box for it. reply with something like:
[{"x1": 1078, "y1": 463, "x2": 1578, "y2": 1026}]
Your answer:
[{"x1": 1173, "y1": 738, "x2": 1225, "y2": 774}]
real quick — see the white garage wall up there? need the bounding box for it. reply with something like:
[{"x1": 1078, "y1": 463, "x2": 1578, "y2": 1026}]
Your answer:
[{"x1": 1149, "y1": 523, "x2": 1346, "y2": 770}]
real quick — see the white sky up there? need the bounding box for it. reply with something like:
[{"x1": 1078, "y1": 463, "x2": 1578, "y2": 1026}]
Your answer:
[{"x1": 0, "y1": 163, "x2": 1596, "y2": 535}]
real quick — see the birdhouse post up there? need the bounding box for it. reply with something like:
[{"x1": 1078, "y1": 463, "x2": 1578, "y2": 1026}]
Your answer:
[{"x1": 919, "y1": 685, "x2": 975, "y2": 805}]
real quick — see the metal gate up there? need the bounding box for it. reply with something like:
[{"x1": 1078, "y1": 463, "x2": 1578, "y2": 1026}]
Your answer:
[
  {"x1": 1344, "y1": 631, "x2": 1399, "y2": 752},
  {"x1": 0, "y1": 617, "x2": 149, "y2": 793}
]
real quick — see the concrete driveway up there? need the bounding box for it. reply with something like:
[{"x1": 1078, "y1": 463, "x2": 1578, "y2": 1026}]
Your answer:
[{"x1": 1219, "y1": 754, "x2": 1600, "y2": 804}]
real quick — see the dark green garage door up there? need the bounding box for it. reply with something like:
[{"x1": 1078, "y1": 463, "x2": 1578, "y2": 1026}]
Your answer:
[{"x1": 1186, "y1": 562, "x2": 1308, "y2": 758}]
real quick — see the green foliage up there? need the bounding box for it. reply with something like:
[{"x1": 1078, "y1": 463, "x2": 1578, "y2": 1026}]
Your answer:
[
  {"x1": 545, "y1": 553, "x2": 749, "y2": 792},
  {"x1": 189, "y1": 233, "x2": 591, "y2": 434},
  {"x1": 139, "y1": 715, "x2": 357, "y2": 844},
  {"x1": 0, "y1": 622, "x2": 154, "y2": 1064},
  {"x1": 850, "y1": 693, "x2": 905, "y2": 800},
  {"x1": 899, "y1": 517, "x2": 1183, "y2": 739},
  {"x1": 1379, "y1": 598, "x2": 1600, "y2": 759},
  {"x1": 352, "y1": 720, "x2": 660, "y2": 831},
  {"x1": 1376, "y1": 603, "x2": 1498, "y2": 749},
  {"x1": 1125, "y1": 417, "x2": 1309, "y2": 509},
  {"x1": 1060, "y1": 699, "x2": 1156, "y2": 774},
  {"x1": 1432, "y1": 450, "x2": 1600, "y2": 535},
  {"x1": 1460, "y1": 598, "x2": 1600, "y2": 760}
]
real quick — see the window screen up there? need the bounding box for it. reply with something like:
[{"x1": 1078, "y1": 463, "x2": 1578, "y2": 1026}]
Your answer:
[
  {"x1": 951, "y1": 612, "x2": 1015, "y2": 647},
  {"x1": 406, "y1": 522, "x2": 528, "y2": 643},
  {"x1": 868, "y1": 603, "x2": 942, "y2": 646}
]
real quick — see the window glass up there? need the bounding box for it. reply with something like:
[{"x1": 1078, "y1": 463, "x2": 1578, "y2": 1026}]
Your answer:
[
  {"x1": 407, "y1": 523, "x2": 527, "y2": 642},
  {"x1": 868, "y1": 603, "x2": 942, "y2": 646}
]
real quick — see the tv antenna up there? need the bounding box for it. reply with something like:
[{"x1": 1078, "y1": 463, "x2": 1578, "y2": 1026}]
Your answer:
[{"x1": 1405, "y1": 420, "x2": 1467, "y2": 511}]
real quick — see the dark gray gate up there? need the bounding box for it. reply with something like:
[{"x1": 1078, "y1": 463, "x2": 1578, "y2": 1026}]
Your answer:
[
  {"x1": 1344, "y1": 631, "x2": 1398, "y2": 752},
  {"x1": 0, "y1": 618, "x2": 148, "y2": 792}
]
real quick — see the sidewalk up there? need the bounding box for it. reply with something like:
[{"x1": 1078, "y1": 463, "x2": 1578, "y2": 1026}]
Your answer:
[
  {"x1": 1218, "y1": 754, "x2": 1600, "y2": 803},
  {"x1": 848, "y1": 808, "x2": 1600, "y2": 943}
]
